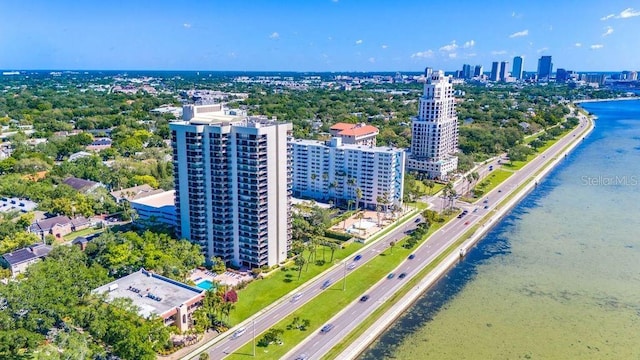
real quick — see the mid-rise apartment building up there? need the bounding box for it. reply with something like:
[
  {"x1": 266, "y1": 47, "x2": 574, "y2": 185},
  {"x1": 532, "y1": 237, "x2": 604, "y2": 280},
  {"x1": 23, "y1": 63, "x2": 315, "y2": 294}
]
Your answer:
[
  {"x1": 291, "y1": 137, "x2": 405, "y2": 209},
  {"x1": 171, "y1": 104, "x2": 291, "y2": 269},
  {"x1": 407, "y1": 68, "x2": 459, "y2": 180}
]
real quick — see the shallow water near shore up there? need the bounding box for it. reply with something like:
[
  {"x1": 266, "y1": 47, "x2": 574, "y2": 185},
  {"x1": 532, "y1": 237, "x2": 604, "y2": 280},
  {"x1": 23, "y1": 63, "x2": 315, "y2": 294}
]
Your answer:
[{"x1": 360, "y1": 100, "x2": 640, "y2": 359}]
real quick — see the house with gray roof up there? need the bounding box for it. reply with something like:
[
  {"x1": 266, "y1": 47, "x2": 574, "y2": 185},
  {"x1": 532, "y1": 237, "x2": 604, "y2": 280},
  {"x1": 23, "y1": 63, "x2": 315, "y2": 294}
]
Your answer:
[
  {"x1": 1, "y1": 244, "x2": 52, "y2": 277},
  {"x1": 62, "y1": 177, "x2": 102, "y2": 194}
]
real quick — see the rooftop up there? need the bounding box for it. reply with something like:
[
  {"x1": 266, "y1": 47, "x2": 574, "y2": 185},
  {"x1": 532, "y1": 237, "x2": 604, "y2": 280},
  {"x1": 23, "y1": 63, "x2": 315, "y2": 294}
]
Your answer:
[
  {"x1": 110, "y1": 184, "x2": 165, "y2": 202},
  {"x1": 130, "y1": 190, "x2": 175, "y2": 208},
  {"x1": 63, "y1": 177, "x2": 99, "y2": 192},
  {"x1": 291, "y1": 138, "x2": 402, "y2": 153},
  {"x1": 2, "y1": 243, "x2": 52, "y2": 266},
  {"x1": 93, "y1": 268, "x2": 204, "y2": 318}
]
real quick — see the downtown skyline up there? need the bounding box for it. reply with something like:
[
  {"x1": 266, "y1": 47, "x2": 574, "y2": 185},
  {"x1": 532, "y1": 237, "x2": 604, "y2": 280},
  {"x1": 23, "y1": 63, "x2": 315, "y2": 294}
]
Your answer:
[{"x1": 1, "y1": 0, "x2": 640, "y2": 72}]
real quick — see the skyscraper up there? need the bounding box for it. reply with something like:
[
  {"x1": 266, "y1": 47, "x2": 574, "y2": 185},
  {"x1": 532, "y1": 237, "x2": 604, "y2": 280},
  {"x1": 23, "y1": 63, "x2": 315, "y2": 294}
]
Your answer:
[
  {"x1": 473, "y1": 65, "x2": 483, "y2": 77},
  {"x1": 407, "y1": 69, "x2": 458, "y2": 180},
  {"x1": 537, "y1": 55, "x2": 553, "y2": 81},
  {"x1": 171, "y1": 104, "x2": 292, "y2": 269},
  {"x1": 500, "y1": 61, "x2": 510, "y2": 81},
  {"x1": 556, "y1": 68, "x2": 568, "y2": 83},
  {"x1": 512, "y1": 56, "x2": 524, "y2": 80},
  {"x1": 462, "y1": 64, "x2": 472, "y2": 79},
  {"x1": 490, "y1": 61, "x2": 501, "y2": 81}
]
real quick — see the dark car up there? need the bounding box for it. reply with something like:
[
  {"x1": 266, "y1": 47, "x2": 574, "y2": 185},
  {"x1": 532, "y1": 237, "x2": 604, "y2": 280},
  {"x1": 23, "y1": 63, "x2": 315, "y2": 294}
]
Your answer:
[
  {"x1": 484, "y1": 205, "x2": 489, "y2": 209},
  {"x1": 414, "y1": 218, "x2": 421, "y2": 223},
  {"x1": 320, "y1": 324, "x2": 334, "y2": 333},
  {"x1": 408, "y1": 254, "x2": 416, "y2": 260},
  {"x1": 360, "y1": 295, "x2": 370, "y2": 302},
  {"x1": 387, "y1": 273, "x2": 395, "y2": 279},
  {"x1": 354, "y1": 254, "x2": 363, "y2": 261},
  {"x1": 398, "y1": 273, "x2": 407, "y2": 279},
  {"x1": 321, "y1": 280, "x2": 332, "y2": 289}
]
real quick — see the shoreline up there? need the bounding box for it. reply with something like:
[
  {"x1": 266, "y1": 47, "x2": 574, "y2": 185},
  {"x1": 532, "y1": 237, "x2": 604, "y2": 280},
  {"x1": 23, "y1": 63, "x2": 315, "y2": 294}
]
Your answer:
[
  {"x1": 573, "y1": 96, "x2": 640, "y2": 104},
  {"x1": 337, "y1": 111, "x2": 596, "y2": 360}
]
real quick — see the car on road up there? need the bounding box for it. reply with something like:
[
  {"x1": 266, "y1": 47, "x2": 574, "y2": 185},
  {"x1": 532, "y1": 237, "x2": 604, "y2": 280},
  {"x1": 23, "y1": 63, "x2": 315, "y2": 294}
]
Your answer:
[
  {"x1": 484, "y1": 205, "x2": 489, "y2": 209},
  {"x1": 294, "y1": 354, "x2": 309, "y2": 360},
  {"x1": 464, "y1": 221, "x2": 470, "y2": 225},
  {"x1": 387, "y1": 273, "x2": 395, "y2": 279},
  {"x1": 320, "y1": 324, "x2": 334, "y2": 333},
  {"x1": 321, "y1": 280, "x2": 332, "y2": 289},
  {"x1": 347, "y1": 263, "x2": 356, "y2": 270},
  {"x1": 360, "y1": 295, "x2": 370, "y2": 302},
  {"x1": 483, "y1": 199, "x2": 489, "y2": 203},
  {"x1": 408, "y1": 254, "x2": 416, "y2": 260},
  {"x1": 291, "y1": 293, "x2": 303, "y2": 302},
  {"x1": 232, "y1": 327, "x2": 246, "y2": 339},
  {"x1": 354, "y1": 254, "x2": 363, "y2": 261},
  {"x1": 414, "y1": 218, "x2": 421, "y2": 223},
  {"x1": 398, "y1": 273, "x2": 407, "y2": 279},
  {"x1": 498, "y1": 189, "x2": 502, "y2": 192}
]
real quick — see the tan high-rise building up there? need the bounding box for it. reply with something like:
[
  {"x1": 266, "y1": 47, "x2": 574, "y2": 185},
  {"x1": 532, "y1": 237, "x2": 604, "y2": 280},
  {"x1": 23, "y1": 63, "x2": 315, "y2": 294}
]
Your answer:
[{"x1": 407, "y1": 69, "x2": 459, "y2": 180}]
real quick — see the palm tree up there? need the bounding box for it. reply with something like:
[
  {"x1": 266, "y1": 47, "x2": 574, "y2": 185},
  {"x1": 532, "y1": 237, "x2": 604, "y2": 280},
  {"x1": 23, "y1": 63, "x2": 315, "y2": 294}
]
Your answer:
[
  {"x1": 355, "y1": 211, "x2": 365, "y2": 234},
  {"x1": 355, "y1": 187, "x2": 363, "y2": 210},
  {"x1": 376, "y1": 205, "x2": 382, "y2": 226},
  {"x1": 328, "y1": 242, "x2": 340, "y2": 262},
  {"x1": 389, "y1": 241, "x2": 396, "y2": 254},
  {"x1": 295, "y1": 256, "x2": 306, "y2": 280}
]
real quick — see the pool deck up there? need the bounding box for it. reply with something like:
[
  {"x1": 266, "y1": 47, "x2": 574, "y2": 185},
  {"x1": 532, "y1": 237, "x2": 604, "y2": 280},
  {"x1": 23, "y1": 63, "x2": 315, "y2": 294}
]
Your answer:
[{"x1": 189, "y1": 269, "x2": 253, "y2": 288}]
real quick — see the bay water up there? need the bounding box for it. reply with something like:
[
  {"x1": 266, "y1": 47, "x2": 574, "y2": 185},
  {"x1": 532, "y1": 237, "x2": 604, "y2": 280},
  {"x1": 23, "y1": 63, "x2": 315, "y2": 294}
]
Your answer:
[{"x1": 361, "y1": 100, "x2": 640, "y2": 359}]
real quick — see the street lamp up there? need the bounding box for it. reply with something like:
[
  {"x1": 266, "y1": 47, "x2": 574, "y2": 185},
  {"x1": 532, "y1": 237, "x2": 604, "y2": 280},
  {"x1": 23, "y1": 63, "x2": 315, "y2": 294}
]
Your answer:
[
  {"x1": 342, "y1": 260, "x2": 346, "y2": 291},
  {"x1": 252, "y1": 318, "x2": 256, "y2": 356}
]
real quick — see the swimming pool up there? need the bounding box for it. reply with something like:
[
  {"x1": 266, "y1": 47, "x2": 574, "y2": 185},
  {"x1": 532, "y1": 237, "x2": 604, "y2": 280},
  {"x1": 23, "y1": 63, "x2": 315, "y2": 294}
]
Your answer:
[{"x1": 196, "y1": 280, "x2": 214, "y2": 290}]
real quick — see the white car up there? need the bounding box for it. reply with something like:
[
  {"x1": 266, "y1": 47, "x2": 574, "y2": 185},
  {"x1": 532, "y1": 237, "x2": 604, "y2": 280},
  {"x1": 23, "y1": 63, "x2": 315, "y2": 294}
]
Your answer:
[
  {"x1": 232, "y1": 327, "x2": 246, "y2": 339},
  {"x1": 347, "y1": 263, "x2": 356, "y2": 270}
]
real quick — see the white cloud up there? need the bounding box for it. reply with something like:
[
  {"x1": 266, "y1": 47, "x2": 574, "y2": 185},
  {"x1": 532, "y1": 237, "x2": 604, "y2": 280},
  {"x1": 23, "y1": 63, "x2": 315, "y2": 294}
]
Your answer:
[
  {"x1": 575, "y1": 42, "x2": 582, "y2": 47},
  {"x1": 602, "y1": 26, "x2": 614, "y2": 37},
  {"x1": 619, "y1": 8, "x2": 640, "y2": 18},
  {"x1": 368, "y1": 57, "x2": 375, "y2": 63},
  {"x1": 548, "y1": 25, "x2": 553, "y2": 31},
  {"x1": 602, "y1": 8, "x2": 640, "y2": 20},
  {"x1": 439, "y1": 41, "x2": 458, "y2": 52},
  {"x1": 381, "y1": 44, "x2": 388, "y2": 49},
  {"x1": 183, "y1": 23, "x2": 192, "y2": 28},
  {"x1": 509, "y1": 29, "x2": 529, "y2": 38},
  {"x1": 511, "y1": 11, "x2": 522, "y2": 18},
  {"x1": 537, "y1": 47, "x2": 549, "y2": 53},
  {"x1": 463, "y1": 40, "x2": 475, "y2": 48},
  {"x1": 491, "y1": 50, "x2": 507, "y2": 55},
  {"x1": 269, "y1": 32, "x2": 280, "y2": 39},
  {"x1": 411, "y1": 50, "x2": 434, "y2": 58},
  {"x1": 591, "y1": 44, "x2": 604, "y2": 49},
  {"x1": 448, "y1": 53, "x2": 457, "y2": 59},
  {"x1": 465, "y1": 53, "x2": 477, "y2": 57},
  {"x1": 355, "y1": 39, "x2": 363, "y2": 45}
]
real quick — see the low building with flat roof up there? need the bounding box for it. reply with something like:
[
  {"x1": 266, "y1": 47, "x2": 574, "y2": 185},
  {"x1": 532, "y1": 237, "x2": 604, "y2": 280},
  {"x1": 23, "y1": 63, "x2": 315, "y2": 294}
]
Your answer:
[
  {"x1": 93, "y1": 268, "x2": 205, "y2": 332},
  {"x1": 130, "y1": 190, "x2": 177, "y2": 229}
]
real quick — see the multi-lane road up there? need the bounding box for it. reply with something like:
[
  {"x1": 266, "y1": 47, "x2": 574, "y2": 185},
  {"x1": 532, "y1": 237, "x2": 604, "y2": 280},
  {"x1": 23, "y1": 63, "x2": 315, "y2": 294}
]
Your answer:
[
  {"x1": 188, "y1": 112, "x2": 591, "y2": 360},
  {"x1": 286, "y1": 113, "x2": 591, "y2": 360}
]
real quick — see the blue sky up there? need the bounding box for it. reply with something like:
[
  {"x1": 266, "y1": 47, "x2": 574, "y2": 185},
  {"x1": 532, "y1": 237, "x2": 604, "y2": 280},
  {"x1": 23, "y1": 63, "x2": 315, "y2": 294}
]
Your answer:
[{"x1": 1, "y1": 0, "x2": 639, "y2": 72}]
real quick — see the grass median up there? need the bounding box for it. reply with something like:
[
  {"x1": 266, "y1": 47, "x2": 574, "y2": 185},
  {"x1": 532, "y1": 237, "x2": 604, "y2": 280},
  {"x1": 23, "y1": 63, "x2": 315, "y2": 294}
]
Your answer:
[{"x1": 226, "y1": 213, "x2": 452, "y2": 360}]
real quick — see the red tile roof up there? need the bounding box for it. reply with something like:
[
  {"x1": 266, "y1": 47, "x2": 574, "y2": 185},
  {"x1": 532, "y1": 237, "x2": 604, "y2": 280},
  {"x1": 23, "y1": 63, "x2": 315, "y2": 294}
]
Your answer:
[
  {"x1": 338, "y1": 125, "x2": 379, "y2": 137},
  {"x1": 330, "y1": 123, "x2": 355, "y2": 131}
]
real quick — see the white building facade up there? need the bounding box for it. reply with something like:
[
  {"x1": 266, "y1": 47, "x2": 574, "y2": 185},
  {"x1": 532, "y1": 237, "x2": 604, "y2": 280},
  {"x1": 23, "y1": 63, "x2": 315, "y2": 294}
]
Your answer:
[
  {"x1": 171, "y1": 105, "x2": 292, "y2": 269},
  {"x1": 291, "y1": 137, "x2": 405, "y2": 210},
  {"x1": 407, "y1": 69, "x2": 459, "y2": 180}
]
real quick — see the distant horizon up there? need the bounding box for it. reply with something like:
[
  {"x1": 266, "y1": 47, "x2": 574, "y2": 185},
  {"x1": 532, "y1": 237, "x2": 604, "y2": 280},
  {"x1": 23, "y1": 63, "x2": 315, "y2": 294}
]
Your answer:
[{"x1": 2, "y1": 68, "x2": 637, "y2": 74}]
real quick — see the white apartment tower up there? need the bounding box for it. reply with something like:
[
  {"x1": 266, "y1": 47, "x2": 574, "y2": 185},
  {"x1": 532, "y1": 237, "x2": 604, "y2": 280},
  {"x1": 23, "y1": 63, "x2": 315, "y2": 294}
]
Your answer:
[
  {"x1": 171, "y1": 104, "x2": 292, "y2": 269},
  {"x1": 407, "y1": 68, "x2": 459, "y2": 180},
  {"x1": 291, "y1": 137, "x2": 405, "y2": 209}
]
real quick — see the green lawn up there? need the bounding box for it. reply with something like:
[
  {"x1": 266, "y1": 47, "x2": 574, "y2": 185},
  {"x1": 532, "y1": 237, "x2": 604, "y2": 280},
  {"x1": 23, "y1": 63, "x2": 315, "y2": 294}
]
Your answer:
[
  {"x1": 62, "y1": 226, "x2": 105, "y2": 242},
  {"x1": 229, "y1": 243, "x2": 362, "y2": 324},
  {"x1": 471, "y1": 169, "x2": 513, "y2": 198},
  {"x1": 226, "y1": 213, "x2": 454, "y2": 360}
]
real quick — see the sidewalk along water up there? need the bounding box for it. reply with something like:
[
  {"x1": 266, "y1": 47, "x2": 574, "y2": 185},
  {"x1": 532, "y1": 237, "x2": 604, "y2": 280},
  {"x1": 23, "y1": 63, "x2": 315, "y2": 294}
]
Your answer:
[{"x1": 360, "y1": 100, "x2": 640, "y2": 359}]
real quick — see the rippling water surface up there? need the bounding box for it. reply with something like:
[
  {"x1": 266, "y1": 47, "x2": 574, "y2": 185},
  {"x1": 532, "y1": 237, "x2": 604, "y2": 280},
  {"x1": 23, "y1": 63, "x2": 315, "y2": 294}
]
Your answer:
[{"x1": 360, "y1": 100, "x2": 640, "y2": 359}]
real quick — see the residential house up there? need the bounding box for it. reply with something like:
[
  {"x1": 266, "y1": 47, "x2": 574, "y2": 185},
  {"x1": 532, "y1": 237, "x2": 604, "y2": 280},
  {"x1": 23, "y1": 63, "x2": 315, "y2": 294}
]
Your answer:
[{"x1": 1, "y1": 244, "x2": 52, "y2": 277}]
